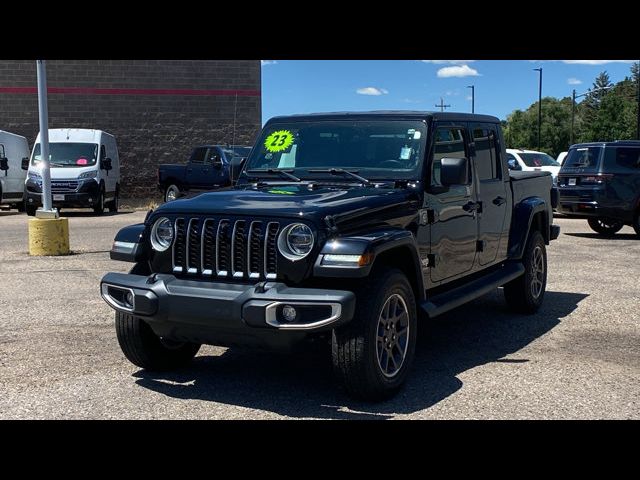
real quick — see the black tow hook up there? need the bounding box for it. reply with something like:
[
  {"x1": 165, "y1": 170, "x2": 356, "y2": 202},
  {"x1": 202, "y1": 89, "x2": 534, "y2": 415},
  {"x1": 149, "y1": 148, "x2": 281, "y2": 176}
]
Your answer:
[
  {"x1": 146, "y1": 273, "x2": 159, "y2": 284},
  {"x1": 254, "y1": 281, "x2": 268, "y2": 293}
]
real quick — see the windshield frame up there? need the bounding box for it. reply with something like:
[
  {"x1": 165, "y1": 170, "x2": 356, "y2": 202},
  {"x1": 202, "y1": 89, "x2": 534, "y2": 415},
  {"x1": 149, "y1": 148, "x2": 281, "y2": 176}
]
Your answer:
[
  {"x1": 242, "y1": 119, "x2": 428, "y2": 182},
  {"x1": 31, "y1": 142, "x2": 99, "y2": 168}
]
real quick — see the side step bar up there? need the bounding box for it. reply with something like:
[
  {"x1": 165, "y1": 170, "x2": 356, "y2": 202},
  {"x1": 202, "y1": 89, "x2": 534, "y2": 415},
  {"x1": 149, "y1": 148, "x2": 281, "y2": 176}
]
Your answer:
[{"x1": 421, "y1": 262, "x2": 525, "y2": 319}]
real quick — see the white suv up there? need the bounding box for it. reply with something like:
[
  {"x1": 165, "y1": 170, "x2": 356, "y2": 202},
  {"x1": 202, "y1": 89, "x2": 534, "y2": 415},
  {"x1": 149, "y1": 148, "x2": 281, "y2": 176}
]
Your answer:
[{"x1": 506, "y1": 148, "x2": 561, "y2": 184}]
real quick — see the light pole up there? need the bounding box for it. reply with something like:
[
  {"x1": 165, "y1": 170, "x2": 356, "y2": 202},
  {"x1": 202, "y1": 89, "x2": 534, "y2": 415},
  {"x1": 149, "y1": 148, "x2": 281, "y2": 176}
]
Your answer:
[
  {"x1": 467, "y1": 85, "x2": 475, "y2": 113},
  {"x1": 636, "y1": 60, "x2": 639, "y2": 140},
  {"x1": 570, "y1": 85, "x2": 614, "y2": 146},
  {"x1": 534, "y1": 68, "x2": 542, "y2": 150}
]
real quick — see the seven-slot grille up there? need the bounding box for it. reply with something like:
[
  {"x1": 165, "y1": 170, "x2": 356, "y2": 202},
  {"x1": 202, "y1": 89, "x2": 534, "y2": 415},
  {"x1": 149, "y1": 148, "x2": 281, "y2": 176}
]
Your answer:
[
  {"x1": 51, "y1": 180, "x2": 79, "y2": 192},
  {"x1": 172, "y1": 217, "x2": 280, "y2": 280}
]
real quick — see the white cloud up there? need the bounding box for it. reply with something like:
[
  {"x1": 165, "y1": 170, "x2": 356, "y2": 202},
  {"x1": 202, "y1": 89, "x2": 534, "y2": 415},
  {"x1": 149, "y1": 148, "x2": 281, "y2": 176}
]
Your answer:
[
  {"x1": 421, "y1": 60, "x2": 475, "y2": 64},
  {"x1": 562, "y1": 60, "x2": 635, "y2": 65},
  {"x1": 567, "y1": 77, "x2": 582, "y2": 85},
  {"x1": 261, "y1": 60, "x2": 277, "y2": 66},
  {"x1": 356, "y1": 87, "x2": 388, "y2": 96},
  {"x1": 437, "y1": 64, "x2": 480, "y2": 78}
]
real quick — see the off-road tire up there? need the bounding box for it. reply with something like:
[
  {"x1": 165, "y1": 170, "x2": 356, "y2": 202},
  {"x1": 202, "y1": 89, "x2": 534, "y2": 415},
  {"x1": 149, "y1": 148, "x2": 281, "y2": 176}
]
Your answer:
[{"x1": 504, "y1": 230, "x2": 547, "y2": 314}]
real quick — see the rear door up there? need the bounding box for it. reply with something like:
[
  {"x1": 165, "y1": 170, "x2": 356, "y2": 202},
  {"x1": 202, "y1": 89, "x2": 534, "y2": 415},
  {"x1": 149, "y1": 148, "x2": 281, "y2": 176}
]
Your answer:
[
  {"x1": 204, "y1": 147, "x2": 227, "y2": 187},
  {"x1": 427, "y1": 123, "x2": 478, "y2": 284},
  {"x1": 186, "y1": 147, "x2": 207, "y2": 189},
  {"x1": 471, "y1": 123, "x2": 508, "y2": 266}
]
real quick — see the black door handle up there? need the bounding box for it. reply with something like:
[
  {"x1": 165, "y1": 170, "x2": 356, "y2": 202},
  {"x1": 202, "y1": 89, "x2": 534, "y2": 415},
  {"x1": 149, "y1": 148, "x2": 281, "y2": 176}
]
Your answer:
[
  {"x1": 493, "y1": 196, "x2": 506, "y2": 206},
  {"x1": 463, "y1": 201, "x2": 478, "y2": 212}
]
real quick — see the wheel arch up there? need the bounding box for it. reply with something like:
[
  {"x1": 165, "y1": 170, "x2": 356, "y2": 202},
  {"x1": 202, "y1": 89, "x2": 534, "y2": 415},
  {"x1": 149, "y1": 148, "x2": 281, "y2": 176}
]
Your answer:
[{"x1": 507, "y1": 197, "x2": 549, "y2": 260}]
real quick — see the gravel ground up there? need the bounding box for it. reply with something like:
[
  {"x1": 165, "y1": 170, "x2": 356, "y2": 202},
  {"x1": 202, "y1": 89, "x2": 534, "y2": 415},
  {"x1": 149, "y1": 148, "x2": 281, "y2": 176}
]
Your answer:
[{"x1": 0, "y1": 209, "x2": 638, "y2": 419}]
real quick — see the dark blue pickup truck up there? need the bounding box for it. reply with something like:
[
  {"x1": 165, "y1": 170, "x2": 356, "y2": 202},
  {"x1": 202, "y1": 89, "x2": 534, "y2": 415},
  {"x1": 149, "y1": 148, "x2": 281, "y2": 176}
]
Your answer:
[{"x1": 158, "y1": 145, "x2": 252, "y2": 202}]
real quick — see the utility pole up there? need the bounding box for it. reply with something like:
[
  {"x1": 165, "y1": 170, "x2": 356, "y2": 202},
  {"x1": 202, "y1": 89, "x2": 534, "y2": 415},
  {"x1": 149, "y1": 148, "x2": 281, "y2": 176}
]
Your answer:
[
  {"x1": 636, "y1": 60, "x2": 640, "y2": 140},
  {"x1": 36, "y1": 60, "x2": 54, "y2": 216},
  {"x1": 435, "y1": 97, "x2": 450, "y2": 112},
  {"x1": 571, "y1": 89, "x2": 576, "y2": 146},
  {"x1": 534, "y1": 68, "x2": 542, "y2": 150},
  {"x1": 467, "y1": 85, "x2": 475, "y2": 113}
]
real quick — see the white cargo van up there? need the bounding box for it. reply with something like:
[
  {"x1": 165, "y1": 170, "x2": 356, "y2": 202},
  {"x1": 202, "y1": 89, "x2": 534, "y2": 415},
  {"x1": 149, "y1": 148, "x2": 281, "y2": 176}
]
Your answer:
[
  {"x1": 25, "y1": 129, "x2": 120, "y2": 216},
  {"x1": 0, "y1": 130, "x2": 29, "y2": 211}
]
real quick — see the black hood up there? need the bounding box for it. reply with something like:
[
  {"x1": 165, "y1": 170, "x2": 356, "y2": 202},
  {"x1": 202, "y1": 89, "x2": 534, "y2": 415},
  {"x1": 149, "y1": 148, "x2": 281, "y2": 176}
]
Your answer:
[{"x1": 154, "y1": 183, "x2": 422, "y2": 232}]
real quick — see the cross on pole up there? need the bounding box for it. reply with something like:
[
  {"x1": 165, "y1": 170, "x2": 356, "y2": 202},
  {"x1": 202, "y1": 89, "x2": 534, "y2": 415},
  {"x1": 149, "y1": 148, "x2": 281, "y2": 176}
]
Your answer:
[{"x1": 435, "y1": 97, "x2": 450, "y2": 112}]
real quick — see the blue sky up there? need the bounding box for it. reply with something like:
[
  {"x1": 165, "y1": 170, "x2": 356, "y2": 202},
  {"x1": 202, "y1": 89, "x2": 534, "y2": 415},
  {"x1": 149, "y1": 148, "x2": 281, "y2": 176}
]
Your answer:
[{"x1": 260, "y1": 60, "x2": 638, "y2": 125}]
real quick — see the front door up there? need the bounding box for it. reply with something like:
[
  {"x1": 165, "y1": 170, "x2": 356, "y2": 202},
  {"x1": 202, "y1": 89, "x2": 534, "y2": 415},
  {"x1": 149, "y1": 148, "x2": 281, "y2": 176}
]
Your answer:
[
  {"x1": 204, "y1": 147, "x2": 227, "y2": 187},
  {"x1": 427, "y1": 124, "x2": 478, "y2": 284},
  {"x1": 186, "y1": 147, "x2": 207, "y2": 189},
  {"x1": 471, "y1": 123, "x2": 508, "y2": 266}
]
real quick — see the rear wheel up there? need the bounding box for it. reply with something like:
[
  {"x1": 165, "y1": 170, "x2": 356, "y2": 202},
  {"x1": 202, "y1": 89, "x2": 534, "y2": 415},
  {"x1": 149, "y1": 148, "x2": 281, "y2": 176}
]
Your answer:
[
  {"x1": 164, "y1": 184, "x2": 180, "y2": 203},
  {"x1": 115, "y1": 311, "x2": 201, "y2": 370},
  {"x1": 504, "y1": 230, "x2": 547, "y2": 314},
  {"x1": 107, "y1": 188, "x2": 119, "y2": 213},
  {"x1": 587, "y1": 217, "x2": 623, "y2": 236},
  {"x1": 332, "y1": 268, "x2": 417, "y2": 401}
]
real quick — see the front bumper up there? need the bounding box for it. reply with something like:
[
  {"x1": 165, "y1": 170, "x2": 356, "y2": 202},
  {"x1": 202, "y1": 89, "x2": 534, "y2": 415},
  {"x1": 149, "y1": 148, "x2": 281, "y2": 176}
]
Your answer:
[
  {"x1": 100, "y1": 272, "x2": 356, "y2": 349},
  {"x1": 25, "y1": 178, "x2": 100, "y2": 208}
]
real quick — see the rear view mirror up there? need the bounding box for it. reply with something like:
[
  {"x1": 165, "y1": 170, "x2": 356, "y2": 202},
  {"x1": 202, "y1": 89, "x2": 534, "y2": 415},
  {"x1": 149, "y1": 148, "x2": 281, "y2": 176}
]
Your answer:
[
  {"x1": 101, "y1": 158, "x2": 113, "y2": 170},
  {"x1": 0, "y1": 157, "x2": 8, "y2": 171},
  {"x1": 440, "y1": 157, "x2": 470, "y2": 186},
  {"x1": 21, "y1": 157, "x2": 29, "y2": 170}
]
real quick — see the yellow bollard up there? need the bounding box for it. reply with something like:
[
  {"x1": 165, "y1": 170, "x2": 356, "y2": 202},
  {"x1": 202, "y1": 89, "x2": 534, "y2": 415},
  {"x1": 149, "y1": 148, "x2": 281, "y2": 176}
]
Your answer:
[{"x1": 28, "y1": 217, "x2": 70, "y2": 256}]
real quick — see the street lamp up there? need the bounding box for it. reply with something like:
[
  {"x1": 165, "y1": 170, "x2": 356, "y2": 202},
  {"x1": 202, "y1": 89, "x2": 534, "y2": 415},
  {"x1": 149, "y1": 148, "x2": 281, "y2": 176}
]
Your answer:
[
  {"x1": 467, "y1": 85, "x2": 475, "y2": 113},
  {"x1": 570, "y1": 85, "x2": 614, "y2": 146},
  {"x1": 533, "y1": 68, "x2": 542, "y2": 150}
]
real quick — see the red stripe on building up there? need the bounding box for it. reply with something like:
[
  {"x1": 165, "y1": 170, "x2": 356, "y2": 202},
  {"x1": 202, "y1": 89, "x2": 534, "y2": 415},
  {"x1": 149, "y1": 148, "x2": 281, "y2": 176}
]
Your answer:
[{"x1": 0, "y1": 86, "x2": 261, "y2": 96}]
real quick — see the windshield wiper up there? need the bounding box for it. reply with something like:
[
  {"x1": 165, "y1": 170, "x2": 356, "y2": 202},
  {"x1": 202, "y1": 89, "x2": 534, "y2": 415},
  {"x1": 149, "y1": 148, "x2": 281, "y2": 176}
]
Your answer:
[
  {"x1": 245, "y1": 168, "x2": 302, "y2": 182},
  {"x1": 307, "y1": 168, "x2": 370, "y2": 185}
]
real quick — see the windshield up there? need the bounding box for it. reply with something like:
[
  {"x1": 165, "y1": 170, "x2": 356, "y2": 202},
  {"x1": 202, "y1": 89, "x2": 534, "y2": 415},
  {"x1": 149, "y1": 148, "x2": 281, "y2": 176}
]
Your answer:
[
  {"x1": 31, "y1": 143, "x2": 98, "y2": 167},
  {"x1": 243, "y1": 120, "x2": 427, "y2": 181},
  {"x1": 561, "y1": 147, "x2": 602, "y2": 172},
  {"x1": 518, "y1": 152, "x2": 559, "y2": 167}
]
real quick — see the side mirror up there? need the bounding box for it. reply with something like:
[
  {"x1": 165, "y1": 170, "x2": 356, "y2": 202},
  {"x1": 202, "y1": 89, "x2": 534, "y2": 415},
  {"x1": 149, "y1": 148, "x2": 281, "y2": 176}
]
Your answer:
[
  {"x1": 507, "y1": 158, "x2": 521, "y2": 170},
  {"x1": 21, "y1": 157, "x2": 29, "y2": 170},
  {"x1": 0, "y1": 157, "x2": 8, "y2": 171},
  {"x1": 440, "y1": 157, "x2": 470, "y2": 186},
  {"x1": 212, "y1": 155, "x2": 223, "y2": 170},
  {"x1": 101, "y1": 157, "x2": 113, "y2": 171},
  {"x1": 230, "y1": 157, "x2": 247, "y2": 184}
]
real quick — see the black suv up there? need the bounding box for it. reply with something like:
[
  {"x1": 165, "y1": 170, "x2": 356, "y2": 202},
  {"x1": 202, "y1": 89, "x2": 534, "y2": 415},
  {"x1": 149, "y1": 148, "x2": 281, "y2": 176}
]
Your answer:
[
  {"x1": 557, "y1": 141, "x2": 640, "y2": 237},
  {"x1": 101, "y1": 111, "x2": 558, "y2": 400}
]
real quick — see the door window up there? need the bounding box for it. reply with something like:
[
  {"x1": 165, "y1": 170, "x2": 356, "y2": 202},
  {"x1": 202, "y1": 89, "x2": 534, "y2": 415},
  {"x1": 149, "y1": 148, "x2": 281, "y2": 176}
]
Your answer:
[
  {"x1": 432, "y1": 127, "x2": 466, "y2": 186},
  {"x1": 473, "y1": 127, "x2": 501, "y2": 180},
  {"x1": 190, "y1": 148, "x2": 207, "y2": 164}
]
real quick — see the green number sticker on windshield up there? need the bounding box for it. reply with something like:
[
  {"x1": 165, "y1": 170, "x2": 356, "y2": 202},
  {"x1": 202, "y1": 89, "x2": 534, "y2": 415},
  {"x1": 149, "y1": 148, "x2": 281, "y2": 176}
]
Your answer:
[{"x1": 264, "y1": 130, "x2": 294, "y2": 153}]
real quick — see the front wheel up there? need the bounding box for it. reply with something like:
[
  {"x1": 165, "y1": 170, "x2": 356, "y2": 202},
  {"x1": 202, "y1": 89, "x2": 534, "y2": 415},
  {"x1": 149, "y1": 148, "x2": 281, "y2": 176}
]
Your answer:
[
  {"x1": 25, "y1": 203, "x2": 37, "y2": 216},
  {"x1": 107, "y1": 189, "x2": 119, "y2": 213},
  {"x1": 332, "y1": 269, "x2": 417, "y2": 401},
  {"x1": 587, "y1": 217, "x2": 623, "y2": 236},
  {"x1": 164, "y1": 184, "x2": 180, "y2": 203},
  {"x1": 93, "y1": 189, "x2": 105, "y2": 214},
  {"x1": 115, "y1": 312, "x2": 201, "y2": 370},
  {"x1": 504, "y1": 230, "x2": 547, "y2": 314}
]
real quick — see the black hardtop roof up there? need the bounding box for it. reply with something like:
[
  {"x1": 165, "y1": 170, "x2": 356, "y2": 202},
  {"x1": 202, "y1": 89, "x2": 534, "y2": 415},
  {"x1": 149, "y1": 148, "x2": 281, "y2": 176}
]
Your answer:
[
  {"x1": 266, "y1": 110, "x2": 500, "y2": 124},
  {"x1": 570, "y1": 140, "x2": 640, "y2": 148}
]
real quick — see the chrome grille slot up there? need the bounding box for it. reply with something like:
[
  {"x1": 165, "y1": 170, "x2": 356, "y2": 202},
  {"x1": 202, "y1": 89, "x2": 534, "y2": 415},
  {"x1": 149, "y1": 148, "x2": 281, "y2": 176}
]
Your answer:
[
  {"x1": 51, "y1": 180, "x2": 79, "y2": 192},
  {"x1": 247, "y1": 221, "x2": 263, "y2": 279},
  {"x1": 231, "y1": 220, "x2": 246, "y2": 278},
  {"x1": 216, "y1": 220, "x2": 231, "y2": 276},
  {"x1": 265, "y1": 222, "x2": 280, "y2": 280},
  {"x1": 171, "y1": 216, "x2": 279, "y2": 281},
  {"x1": 201, "y1": 219, "x2": 216, "y2": 276},
  {"x1": 186, "y1": 218, "x2": 200, "y2": 274},
  {"x1": 172, "y1": 218, "x2": 186, "y2": 273}
]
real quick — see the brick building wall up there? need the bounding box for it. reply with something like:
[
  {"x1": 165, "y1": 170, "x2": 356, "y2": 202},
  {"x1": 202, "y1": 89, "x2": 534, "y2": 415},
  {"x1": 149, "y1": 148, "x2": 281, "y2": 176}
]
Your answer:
[{"x1": 0, "y1": 60, "x2": 261, "y2": 198}]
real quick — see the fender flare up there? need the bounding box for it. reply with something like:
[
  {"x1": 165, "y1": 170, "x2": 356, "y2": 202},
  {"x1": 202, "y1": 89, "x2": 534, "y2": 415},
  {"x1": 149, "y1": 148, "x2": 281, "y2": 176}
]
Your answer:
[{"x1": 508, "y1": 197, "x2": 549, "y2": 259}]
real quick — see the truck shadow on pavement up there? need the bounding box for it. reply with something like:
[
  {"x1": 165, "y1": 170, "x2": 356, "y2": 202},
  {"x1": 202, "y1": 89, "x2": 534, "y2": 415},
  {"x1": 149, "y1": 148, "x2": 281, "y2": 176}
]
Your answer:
[
  {"x1": 134, "y1": 289, "x2": 588, "y2": 419},
  {"x1": 564, "y1": 232, "x2": 638, "y2": 241}
]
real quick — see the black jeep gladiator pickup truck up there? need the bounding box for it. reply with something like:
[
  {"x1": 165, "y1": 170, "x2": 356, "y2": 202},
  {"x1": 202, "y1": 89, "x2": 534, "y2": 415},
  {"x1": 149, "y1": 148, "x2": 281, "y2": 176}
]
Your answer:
[{"x1": 101, "y1": 111, "x2": 560, "y2": 400}]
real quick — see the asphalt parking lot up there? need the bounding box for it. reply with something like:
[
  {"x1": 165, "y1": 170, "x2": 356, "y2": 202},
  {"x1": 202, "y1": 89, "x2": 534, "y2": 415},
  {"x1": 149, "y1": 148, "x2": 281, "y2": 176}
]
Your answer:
[{"x1": 0, "y1": 209, "x2": 638, "y2": 419}]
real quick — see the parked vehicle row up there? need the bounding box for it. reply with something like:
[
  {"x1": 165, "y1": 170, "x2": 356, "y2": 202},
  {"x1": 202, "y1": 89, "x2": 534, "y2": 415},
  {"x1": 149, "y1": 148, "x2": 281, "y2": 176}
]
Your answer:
[
  {"x1": 506, "y1": 148, "x2": 561, "y2": 184},
  {"x1": 101, "y1": 111, "x2": 560, "y2": 401}
]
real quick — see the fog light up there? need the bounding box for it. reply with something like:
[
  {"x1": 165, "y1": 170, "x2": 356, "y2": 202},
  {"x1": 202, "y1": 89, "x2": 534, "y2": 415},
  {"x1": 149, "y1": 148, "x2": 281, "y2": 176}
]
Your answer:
[
  {"x1": 125, "y1": 291, "x2": 134, "y2": 308},
  {"x1": 282, "y1": 305, "x2": 297, "y2": 322}
]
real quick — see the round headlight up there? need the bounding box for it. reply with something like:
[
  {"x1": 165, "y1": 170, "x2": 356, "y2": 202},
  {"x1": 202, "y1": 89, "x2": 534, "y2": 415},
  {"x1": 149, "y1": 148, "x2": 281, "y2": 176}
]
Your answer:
[
  {"x1": 150, "y1": 217, "x2": 174, "y2": 252},
  {"x1": 278, "y1": 223, "x2": 314, "y2": 261}
]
